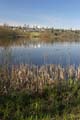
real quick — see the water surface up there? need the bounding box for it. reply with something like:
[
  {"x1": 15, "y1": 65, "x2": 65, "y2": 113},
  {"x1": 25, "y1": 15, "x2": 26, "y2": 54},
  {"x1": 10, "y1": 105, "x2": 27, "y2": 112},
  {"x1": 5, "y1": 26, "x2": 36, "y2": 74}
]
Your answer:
[{"x1": 0, "y1": 39, "x2": 80, "y2": 67}]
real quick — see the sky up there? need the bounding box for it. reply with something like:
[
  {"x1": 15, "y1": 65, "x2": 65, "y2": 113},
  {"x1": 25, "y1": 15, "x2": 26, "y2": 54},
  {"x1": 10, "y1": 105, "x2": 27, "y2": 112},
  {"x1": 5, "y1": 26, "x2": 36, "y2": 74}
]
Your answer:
[{"x1": 0, "y1": 0, "x2": 80, "y2": 29}]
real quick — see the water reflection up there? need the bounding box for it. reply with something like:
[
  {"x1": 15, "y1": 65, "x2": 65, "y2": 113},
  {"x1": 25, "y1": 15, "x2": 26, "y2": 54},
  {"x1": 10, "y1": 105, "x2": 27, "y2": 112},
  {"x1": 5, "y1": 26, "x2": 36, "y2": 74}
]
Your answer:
[{"x1": 0, "y1": 39, "x2": 80, "y2": 67}]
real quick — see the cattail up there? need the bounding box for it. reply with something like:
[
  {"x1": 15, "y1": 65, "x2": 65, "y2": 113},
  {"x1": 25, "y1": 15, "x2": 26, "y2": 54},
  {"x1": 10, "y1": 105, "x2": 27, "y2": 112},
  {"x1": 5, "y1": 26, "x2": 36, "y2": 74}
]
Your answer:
[
  {"x1": 68, "y1": 65, "x2": 75, "y2": 79},
  {"x1": 77, "y1": 66, "x2": 80, "y2": 80}
]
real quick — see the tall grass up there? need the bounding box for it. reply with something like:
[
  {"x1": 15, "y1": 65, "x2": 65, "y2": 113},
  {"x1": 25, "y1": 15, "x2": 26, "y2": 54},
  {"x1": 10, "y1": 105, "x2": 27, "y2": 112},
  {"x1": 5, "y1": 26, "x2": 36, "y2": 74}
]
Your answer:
[
  {"x1": 0, "y1": 78, "x2": 80, "y2": 119},
  {"x1": 0, "y1": 64, "x2": 80, "y2": 119}
]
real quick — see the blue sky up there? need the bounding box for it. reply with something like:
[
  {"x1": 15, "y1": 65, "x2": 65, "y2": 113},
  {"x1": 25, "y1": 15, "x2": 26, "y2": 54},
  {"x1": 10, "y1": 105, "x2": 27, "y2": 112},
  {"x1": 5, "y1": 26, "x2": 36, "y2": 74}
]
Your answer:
[{"x1": 0, "y1": 0, "x2": 80, "y2": 28}]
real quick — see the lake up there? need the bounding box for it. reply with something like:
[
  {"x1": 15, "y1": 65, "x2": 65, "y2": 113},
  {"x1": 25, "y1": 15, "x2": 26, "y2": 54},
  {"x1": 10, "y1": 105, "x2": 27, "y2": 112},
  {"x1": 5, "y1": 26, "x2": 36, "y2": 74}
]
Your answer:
[{"x1": 0, "y1": 39, "x2": 80, "y2": 67}]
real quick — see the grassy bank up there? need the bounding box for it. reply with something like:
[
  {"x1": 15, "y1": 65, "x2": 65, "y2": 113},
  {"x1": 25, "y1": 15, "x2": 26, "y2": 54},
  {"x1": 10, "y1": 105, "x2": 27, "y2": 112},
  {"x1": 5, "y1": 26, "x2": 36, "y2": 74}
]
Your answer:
[
  {"x1": 0, "y1": 25, "x2": 80, "y2": 41},
  {"x1": 0, "y1": 26, "x2": 30, "y2": 39},
  {"x1": 0, "y1": 64, "x2": 80, "y2": 119},
  {"x1": 0, "y1": 80, "x2": 80, "y2": 120}
]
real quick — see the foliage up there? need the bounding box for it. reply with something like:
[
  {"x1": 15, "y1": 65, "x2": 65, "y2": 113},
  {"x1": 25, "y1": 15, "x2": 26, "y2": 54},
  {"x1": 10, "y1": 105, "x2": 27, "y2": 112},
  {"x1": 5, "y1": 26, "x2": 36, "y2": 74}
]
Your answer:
[{"x1": 0, "y1": 80, "x2": 80, "y2": 119}]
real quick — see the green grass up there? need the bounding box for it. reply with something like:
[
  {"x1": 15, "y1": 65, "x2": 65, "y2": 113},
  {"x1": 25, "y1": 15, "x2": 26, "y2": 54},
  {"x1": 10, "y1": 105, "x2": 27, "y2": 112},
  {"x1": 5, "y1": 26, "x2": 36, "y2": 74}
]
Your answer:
[{"x1": 0, "y1": 80, "x2": 80, "y2": 119}]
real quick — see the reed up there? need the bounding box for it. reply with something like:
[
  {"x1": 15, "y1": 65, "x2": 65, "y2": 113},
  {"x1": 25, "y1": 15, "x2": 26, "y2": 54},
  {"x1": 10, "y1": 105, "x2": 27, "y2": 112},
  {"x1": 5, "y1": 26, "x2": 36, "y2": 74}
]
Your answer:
[{"x1": 0, "y1": 64, "x2": 80, "y2": 94}]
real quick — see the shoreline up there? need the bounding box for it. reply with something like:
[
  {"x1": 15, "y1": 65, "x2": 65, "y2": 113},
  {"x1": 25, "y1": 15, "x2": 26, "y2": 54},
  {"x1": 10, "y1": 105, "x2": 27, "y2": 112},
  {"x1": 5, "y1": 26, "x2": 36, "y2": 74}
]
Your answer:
[{"x1": 0, "y1": 25, "x2": 80, "y2": 41}]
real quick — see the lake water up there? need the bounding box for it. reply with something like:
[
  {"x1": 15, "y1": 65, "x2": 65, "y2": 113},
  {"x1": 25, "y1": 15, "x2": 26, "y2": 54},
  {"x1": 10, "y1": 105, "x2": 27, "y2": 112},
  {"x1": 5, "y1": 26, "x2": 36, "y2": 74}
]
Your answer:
[{"x1": 0, "y1": 39, "x2": 80, "y2": 67}]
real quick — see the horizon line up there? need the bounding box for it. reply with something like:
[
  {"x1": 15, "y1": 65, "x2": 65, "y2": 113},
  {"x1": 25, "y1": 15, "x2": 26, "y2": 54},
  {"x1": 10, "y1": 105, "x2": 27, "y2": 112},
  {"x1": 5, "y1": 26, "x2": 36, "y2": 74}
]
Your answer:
[{"x1": 0, "y1": 22, "x2": 80, "y2": 30}]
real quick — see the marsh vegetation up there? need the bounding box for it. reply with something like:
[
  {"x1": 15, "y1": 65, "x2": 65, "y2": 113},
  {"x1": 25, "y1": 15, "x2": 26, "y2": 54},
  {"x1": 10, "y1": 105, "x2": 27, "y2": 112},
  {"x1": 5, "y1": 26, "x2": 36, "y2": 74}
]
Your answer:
[
  {"x1": 0, "y1": 28, "x2": 80, "y2": 119},
  {"x1": 1, "y1": 73, "x2": 80, "y2": 120}
]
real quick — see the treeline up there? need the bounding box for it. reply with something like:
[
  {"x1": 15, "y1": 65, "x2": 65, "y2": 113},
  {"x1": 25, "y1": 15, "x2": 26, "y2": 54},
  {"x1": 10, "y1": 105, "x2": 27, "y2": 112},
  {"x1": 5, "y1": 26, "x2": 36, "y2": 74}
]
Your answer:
[
  {"x1": 0, "y1": 25, "x2": 80, "y2": 41},
  {"x1": 0, "y1": 26, "x2": 18, "y2": 39},
  {"x1": 0, "y1": 26, "x2": 30, "y2": 39}
]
